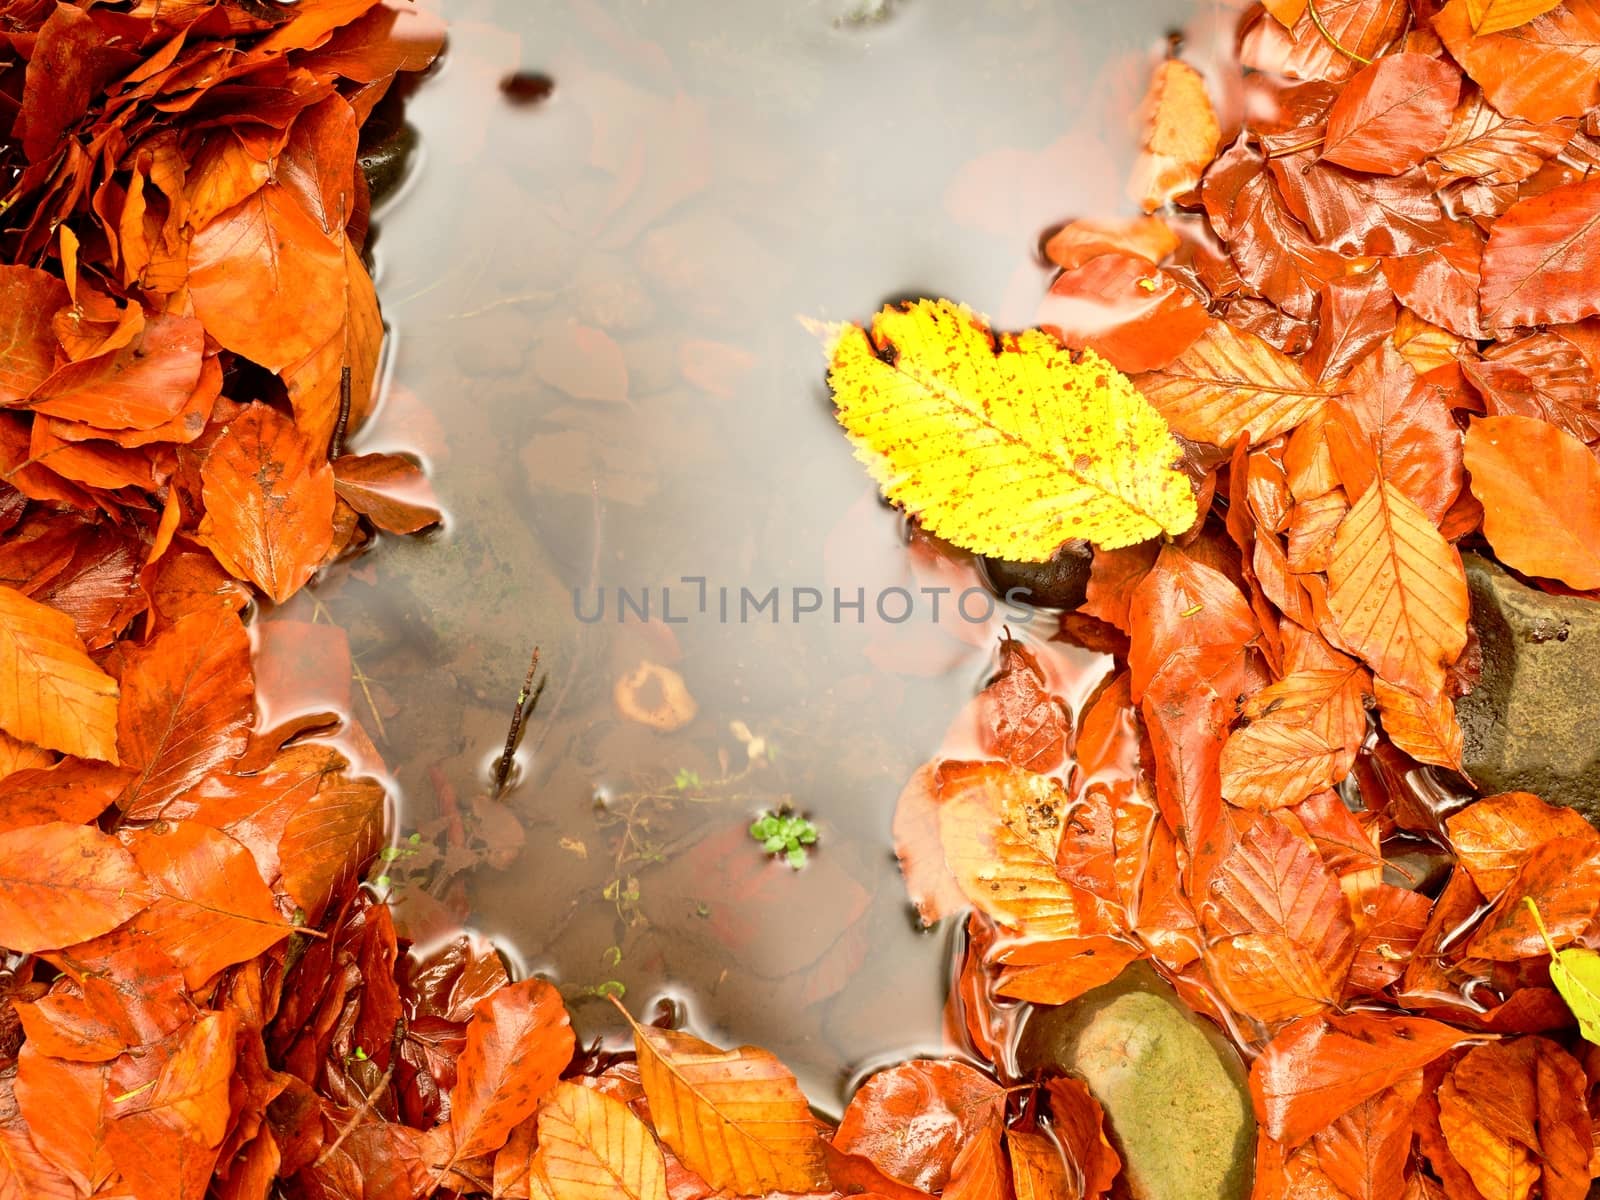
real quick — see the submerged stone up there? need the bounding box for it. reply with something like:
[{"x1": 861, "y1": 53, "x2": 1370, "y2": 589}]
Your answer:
[
  {"x1": 980, "y1": 540, "x2": 1093, "y2": 610},
  {"x1": 1457, "y1": 554, "x2": 1600, "y2": 828},
  {"x1": 1015, "y1": 961, "x2": 1253, "y2": 1200}
]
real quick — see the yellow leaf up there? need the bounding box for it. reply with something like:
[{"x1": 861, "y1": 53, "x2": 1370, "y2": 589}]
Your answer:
[
  {"x1": 823, "y1": 299, "x2": 1196, "y2": 560},
  {"x1": 1466, "y1": 0, "x2": 1564, "y2": 35},
  {"x1": 0, "y1": 585, "x2": 119, "y2": 762},
  {"x1": 531, "y1": 1082, "x2": 667, "y2": 1200},
  {"x1": 621, "y1": 1010, "x2": 826, "y2": 1196},
  {"x1": 1134, "y1": 321, "x2": 1327, "y2": 450},
  {"x1": 1373, "y1": 678, "x2": 1464, "y2": 770},
  {"x1": 1127, "y1": 60, "x2": 1223, "y2": 212},
  {"x1": 1325, "y1": 481, "x2": 1468, "y2": 697}
]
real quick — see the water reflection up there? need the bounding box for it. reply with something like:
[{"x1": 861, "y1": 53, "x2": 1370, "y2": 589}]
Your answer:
[{"x1": 307, "y1": 0, "x2": 1213, "y2": 1111}]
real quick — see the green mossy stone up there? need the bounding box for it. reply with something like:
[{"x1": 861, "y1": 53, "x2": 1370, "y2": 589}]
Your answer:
[{"x1": 1015, "y1": 962, "x2": 1254, "y2": 1200}]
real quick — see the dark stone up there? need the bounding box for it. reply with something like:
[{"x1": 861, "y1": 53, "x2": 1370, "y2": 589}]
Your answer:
[
  {"x1": 980, "y1": 540, "x2": 1093, "y2": 610},
  {"x1": 1457, "y1": 554, "x2": 1600, "y2": 828},
  {"x1": 1015, "y1": 962, "x2": 1254, "y2": 1200},
  {"x1": 358, "y1": 122, "x2": 417, "y2": 206}
]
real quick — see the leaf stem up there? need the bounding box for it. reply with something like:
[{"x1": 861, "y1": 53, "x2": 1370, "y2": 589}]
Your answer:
[
  {"x1": 1524, "y1": 896, "x2": 1560, "y2": 958},
  {"x1": 1305, "y1": 0, "x2": 1372, "y2": 65}
]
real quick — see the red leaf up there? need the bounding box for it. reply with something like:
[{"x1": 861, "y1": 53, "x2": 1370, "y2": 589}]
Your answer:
[
  {"x1": 1037, "y1": 254, "x2": 1210, "y2": 374},
  {"x1": 835, "y1": 1061, "x2": 1004, "y2": 1193},
  {"x1": 0, "y1": 823, "x2": 150, "y2": 953},
  {"x1": 1480, "y1": 177, "x2": 1600, "y2": 330},
  {"x1": 0, "y1": 267, "x2": 68, "y2": 403},
  {"x1": 976, "y1": 637, "x2": 1071, "y2": 773}
]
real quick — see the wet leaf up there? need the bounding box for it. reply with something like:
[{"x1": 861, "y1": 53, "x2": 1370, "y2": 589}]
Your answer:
[
  {"x1": 836, "y1": 1061, "x2": 1003, "y2": 1194},
  {"x1": 1467, "y1": 836, "x2": 1600, "y2": 960},
  {"x1": 1127, "y1": 60, "x2": 1221, "y2": 212},
  {"x1": 1465, "y1": 0, "x2": 1566, "y2": 35},
  {"x1": 1325, "y1": 480, "x2": 1468, "y2": 696},
  {"x1": 0, "y1": 584, "x2": 118, "y2": 762},
  {"x1": 1133, "y1": 320, "x2": 1327, "y2": 450},
  {"x1": 976, "y1": 637, "x2": 1071, "y2": 774},
  {"x1": 1525, "y1": 899, "x2": 1600, "y2": 1046},
  {"x1": 1480, "y1": 177, "x2": 1600, "y2": 330},
  {"x1": 822, "y1": 299, "x2": 1197, "y2": 558},
  {"x1": 530, "y1": 1081, "x2": 667, "y2": 1200},
  {"x1": 197, "y1": 402, "x2": 336, "y2": 603},
  {"x1": 1372, "y1": 678, "x2": 1462, "y2": 770},
  {"x1": 332, "y1": 452, "x2": 443, "y2": 534},
  {"x1": 1433, "y1": 0, "x2": 1600, "y2": 123},
  {"x1": 625, "y1": 1009, "x2": 826, "y2": 1196},
  {"x1": 0, "y1": 822, "x2": 150, "y2": 953},
  {"x1": 1445, "y1": 792, "x2": 1599, "y2": 896},
  {"x1": 450, "y1": 979, "x2": 574, "y2": 1164},
  {"x1": 1464, "y1": 414, "x2": 1600, "y2": 589},
  {"x1": 1321, "y1": 54, "x2": 1460, "y2": 174}
]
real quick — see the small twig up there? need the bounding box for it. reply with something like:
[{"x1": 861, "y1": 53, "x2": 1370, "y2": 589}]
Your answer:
[
  {"x1": 315, "y1": 1020, "x2": 406, "y2": 1167},
  {"x1": 330, "y1": 365, "x2": 352, "y2": 460},
  {"x1": 1264, "y1": 133, "x2": 1327, "y2": 159},
  {"x1": 1306, "y1": 0, "x2": 1372, "y2": 65},
  {"x1": 493, "y1": 646, "x2": 541, "y2": 798}
]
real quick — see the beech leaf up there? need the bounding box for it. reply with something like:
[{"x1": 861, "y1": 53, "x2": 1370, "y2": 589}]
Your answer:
[
  {"x1": 821, "y1": 299, "x2": 1197, "y2": 559},
  {"x1": 0, "y1": 822, "x2": 150, "y2": 952},
  {"x1": 1325, "y1": 480, "x2": 1468, "y2": 697},
  {"x1": 1480, "y1": 177, "x2": 1600, "y2": 330},
  {"x1": 622, "y1": 1005, "x2": 827, "y2": 1196},
  {"x1": 1321, "y1": 53, "x2": 1460, "y2": 174},
  {"x1": 450, "y1": 978, "x2": 574, "y2": 1164},
  {"x1": 1465, "y1": 0, "x2": 1566, "y2": 34},
  {"x1": 530, "y1": 1081, "x2": 667, "y2": 1200},
  {"x1": 1463, "y1": 414, "x2": 1600, "y2": 589},
  {"x1": 0, "y1": 584, "x2": 119, "y2": 762}
]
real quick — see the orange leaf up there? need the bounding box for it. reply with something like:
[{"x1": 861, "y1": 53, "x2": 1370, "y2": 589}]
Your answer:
[
  {"x1": 1250, "y1": 1012, "x2": 1471, "y2": 1147},
  {"x1": 0, "y1": 584, "x2": 118, "y2": 762},
  {"x1": 113, "y1": 1011, "x2": 238, "y2": 1148},
  {"x1": 1321, "y1": 53, "x2": 1460, "y2": 175},
  {"x1": 450, "y1": 979, "x2": 574, "y2": 1163},
  {"x1": 976, "y1": 637, "x2": 1071, "y2": 773},
  {"x1": 0, "y1": 823, "x2": 149, "y2": 952},
  {"x1": 1463, "y1": 414, "x2": 1600, "y2": 589},
  {"x1": 942, "y1": 1123, "x2": 1006, "y2": 1200},
  {"x1": 279, "y1": 768, "x2": 386, "y2": 925},
  {"x1": 1309, "y1": 1073, "x2": 1421, "y2": 1200},
  {"x1": 1325, "y1": 480, "x2": 1467, "y2": 696},
  {"x1": 1437, "y1": 1076, "x2": 1538, "y2": 1200},
  {"x1": 116, "y1": 604, "x2": 253, "y2": 819},
  {"x1": 1480, "y1": 177, "x2": 1600, "y2": 330},
  {"x1": 1042, "y1": 216, "x2": 1179, "y2": 272},
  {"x1": 0, "y1": 266, "x2": 69, "y2": 403},
  {"x1": 1219, "y1": 721, "x2": 1353, "y2": 812},
  {"x1": 122, "y1": 822, "x2": 292, "y2": 990},
  {"x1": 1433, "y1": 0, "x2": 1600, "y2": 123},
  {"x1": 26, "y1": 313, "x2": 204, "y2": 430},
  {"x1": 197, "y1": 402, "x2": 336, "y2": 604},
  {"x1": 1199, "y1": 817, "x2": 1357, "y2": 1022},
  {"x1": 1044, "y1": 1077, "x2": 1121, "y2": 1200},
  {"x1": 1006, "y1": 1129, "x2": 1070, "y2": 1200},
  {"x1": 1127, "y1": 61, "x2": 1221, "y2": 212},
  {"x1": 627, "y1": 1012, "x2": 826, "y2": 1195},
  {"x1": 1465, "y1": 0, "x2": 1566, "y2": 34},
  {"x1": 836, "y1": 1061, "x2": 1003, "y2": 1194},
  {"x1": 529, "y1": 1081, "x2": 667, "y2": 1200},
  {"x1": 1373, "y1": 678, "x2": 1463, "y2": 770},
  {"x1": 1465, "y1": 835, "x2": 1600, "y2": 960},
  {"x1": 1444, "y1": 792, "x2": 1598, "y2": 896},
  {"x1": 332, "y1": 452, "x2": 442, "y2": 535},
  {"x1": 1134, "y1": 321, "x2": 1327, "y2": 450}
]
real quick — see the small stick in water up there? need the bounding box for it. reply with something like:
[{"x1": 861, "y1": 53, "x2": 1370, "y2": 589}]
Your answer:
[
  {"x1": 494, "y1": 646, "x2": 541, "y2": 797},
  {"x1": 330, "y1": 365, "x2": 353, "y2": 460}
]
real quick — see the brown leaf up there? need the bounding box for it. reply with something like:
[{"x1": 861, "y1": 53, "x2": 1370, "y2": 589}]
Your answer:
[
  {"x1": 1241, "y1": 0, "x2": 1407, "y2": 83},
  {"x1": 1044, "y1": 1077, "x2": 1120, "y2": 1200},
  {"x1": 0, "y1": 584, "x2": 118, "y2": 762},
  {"x1": 1444, "y1": 791, "x2": 1598, "y2": 896},
  {"x1": 279, "y1": 768, "x2": 385, "y2": 924},
  {"x1": 0, "y1": 267, "x2": 69, "y2": 403},
  {"x1": 1321, "y1": 53, "x2": 1460, "y2": 175},
  {"x1": 0, "y1": 823, "x2": 150, "y2": 952},
  {"x1": 197, "y1": 402, "x2": 336, "y2": 603},
  {"x1": 449, "y1": 979, "x2": 574, "y2": 1163},
  {"x1": 1309, "y1": 1073, "x2": 1421, "y2": 1200},
  {"x1": 332, "y1": 452, "x2": 442, "y2": 535},
  {"x1": 1480, "y1": 177, "x2": 1600, "y2": 330},
  {"x1": 976, "y1": 637, "x2": 1071, "y2": 773},
  {"x1": 628, "y1": 1012, "x2": 826, "y2": 1196}
]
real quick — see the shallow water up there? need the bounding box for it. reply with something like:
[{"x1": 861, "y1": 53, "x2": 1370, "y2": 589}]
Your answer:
[{"x1": 298, "y1": 0, "x2": 1229, "y2": 1112}]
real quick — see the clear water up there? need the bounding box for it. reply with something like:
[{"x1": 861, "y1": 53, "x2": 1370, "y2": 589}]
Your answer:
[{"x1": 291, "y1": 0, "x2": 1227, "y2": 1113}]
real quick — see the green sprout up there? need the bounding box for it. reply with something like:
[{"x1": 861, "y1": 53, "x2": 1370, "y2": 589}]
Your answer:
[
  {"x1": 674, "y1": 767, "x2": 703, "y2": 791},
  {"x1": 749, "y1": 809, "x2": 818, "y2": 869}
]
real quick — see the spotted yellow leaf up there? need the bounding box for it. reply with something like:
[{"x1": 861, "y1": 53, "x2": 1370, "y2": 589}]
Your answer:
[{"x1": 821, "y1": 299, "x2": 1197, "y2": 560}]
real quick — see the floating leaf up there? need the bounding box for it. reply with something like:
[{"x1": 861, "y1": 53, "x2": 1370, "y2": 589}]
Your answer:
[
  {"x1": 822, "y1": 299, "x2": 1196, "y2": 559},
  {"x1": 835, "y1": 1060, "x2": 1004, "y2": 1193},
  {"x1": 0, "y1": 584, "x2": 119, "y2": 762},
  {"x1": 1445, "y1": 792, "x2": 1597, "y2": 896},
  {"x1": 1127, "y1": 60, "x2": 1222, "y2": 212}
]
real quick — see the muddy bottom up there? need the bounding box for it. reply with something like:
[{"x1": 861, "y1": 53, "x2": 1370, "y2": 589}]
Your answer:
[{"x1": 290, "y1": 0, "x2": 1225, "y2": 1112}]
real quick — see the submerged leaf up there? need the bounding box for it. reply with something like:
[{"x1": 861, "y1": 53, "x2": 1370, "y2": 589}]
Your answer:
[{"x1": 822, "y1": 299, "x2": 1196, "y2": 559}]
